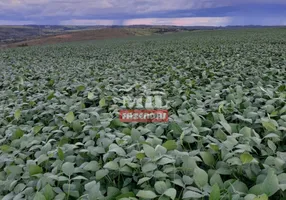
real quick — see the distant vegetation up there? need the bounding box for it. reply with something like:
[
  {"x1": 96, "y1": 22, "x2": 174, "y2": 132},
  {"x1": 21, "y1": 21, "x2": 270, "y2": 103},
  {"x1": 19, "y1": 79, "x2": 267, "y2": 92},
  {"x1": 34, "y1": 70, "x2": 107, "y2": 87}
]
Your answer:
[{"x1": 2, "y1": 25, "x2": 283, "y2": 48}]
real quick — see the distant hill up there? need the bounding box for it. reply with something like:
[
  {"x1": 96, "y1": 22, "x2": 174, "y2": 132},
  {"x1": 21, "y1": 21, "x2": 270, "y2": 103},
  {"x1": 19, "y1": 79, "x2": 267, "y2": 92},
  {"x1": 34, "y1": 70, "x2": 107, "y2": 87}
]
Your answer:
[{"x1": 0, "y1": 25, "x2": 285, "y2": 49}]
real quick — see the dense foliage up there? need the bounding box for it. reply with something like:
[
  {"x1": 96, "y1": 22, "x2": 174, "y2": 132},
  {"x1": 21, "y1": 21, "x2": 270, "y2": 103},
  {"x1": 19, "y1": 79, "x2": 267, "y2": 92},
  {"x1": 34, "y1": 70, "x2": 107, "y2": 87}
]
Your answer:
[{"x1": 0, "y1": 28, "x2": 286, "y2": 200}]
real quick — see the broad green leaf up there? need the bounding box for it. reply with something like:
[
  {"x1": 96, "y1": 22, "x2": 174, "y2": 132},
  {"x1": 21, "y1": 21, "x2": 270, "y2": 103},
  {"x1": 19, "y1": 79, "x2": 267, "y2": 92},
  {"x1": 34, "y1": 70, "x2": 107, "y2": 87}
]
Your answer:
[
  {"x1": 267, "y1": 140, "x2": 276, "y2": 152},
  {"x1": 142, "y1": 163, "x2": 157, "y2": 173},
  {"x1": 254, "y1": 194, "x2": 268, "y2": 200},
  {"x1": 240, "y1": 152, "x2": 253, "y2": 164},
  {"x1": 162, "y1": 140, "x2": 177, "y2": 151},
  {"x1": 58, "y1": 148, "x2": 64, "y2": 161},
  {"x1": 192, "y1": 112, "x2": 202, "y2": 127},
  {"x1": 262, "y1": 121, "x2": 277, "y2": 132},
  {"x1": 115, "y1": 192, "x2": 135, "y2": 200},
  {"x1": 62, "y1": 162, "x2": 75, "y2": 176},
  {"x1": 136, "y1": 153, "x2": 145, "y2": 160},
  {"x1": 33, "y1": 126, "x2": 42, "y2": 134},
  {"x1": 14, "y1": 109, "x2": 21, "y2": 120},
  {"x1": 96, "y1": 169, "x2": 109, "y2": 180},
  {"x1": 143, "y1": 144, "x2": 156, "y2": 158},
  {"x1": 42, "y1": 184, "x2": 55, "y2": 200},
  {"x1": 83, "y1": 161, "x2": 100, "y2": 172},
  {"x1": 47, "y1": 91, "x2": 55, "y2": 100},
  {"x1": 104, "y1": 161, "x2": 119, "y2": 170},
  {"x1": 163, "y1": 188, "x2": 176, "y2": 200},
  {"x1": 136, "y1": 190, "x2": 157, "y2": 199},
  {"x1": 88, "y1": 92, "x2": 94, "y2": 100},
  {"x1": 77, "y1": 85, "x2": 85, "y2": 92},
  {"x1": 261, "y1": 170, "x2": 279, "y2": 196},
  {"x1": 29, "y1": 165, "x2": 43, "y2": 176},
  {"x1": 72, "y1": 120, "x2": 82, "y2": 132},
  {"x1": 54, "y1": 193, "x2": 65, "y2": 200},
  {"x1": 220, "y1": 121, "x2": 232, "y2": 134},
  {"x1": 154, "y1": 181, "x2": 168, "y2": 194},
  {"x1": 183, "y1": 191, "x2": 204, "y2": 199},
  {"x1": 12, "y1": 128, "x2": 24, "y2": 140},
  {"x1": 193, "y1": 167, "x2": 208, "y2": 188},
  {"x1": 210, "y1": 184, "x2": 220, "y2": 200},
  {"x1": 72, "y1": 176, "x2": 88, "y2": 180},
  {"x1": 200, "y1": 151, "x2": 215, "y2": 166},
  {"x1": 99, "y1": 98, "x2": 106, "y2": 107},
  {"x1": 138, "y1": 177, "x2": 151, "y2": 185},
  {"x1": 65, "y1": 111, "x2": 75, "y2": 123},
  {"x1": 33, "y1": 192, "x2": 46, "y2": 200},
  {"x1": 169, "y1": 122, "x2": 182, "y2": 135}
]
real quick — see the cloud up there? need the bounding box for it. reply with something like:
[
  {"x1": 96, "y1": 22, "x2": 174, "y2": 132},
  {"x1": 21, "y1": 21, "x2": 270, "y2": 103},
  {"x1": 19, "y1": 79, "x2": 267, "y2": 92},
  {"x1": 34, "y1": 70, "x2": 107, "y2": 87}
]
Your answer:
[
  {"x1": 0, "y1": 20, "x2": 34, "y2": 25},
  {"x1": 0, "y1": 0, "x2": 286, "y2": 25},
  {"x1": 60, "y1": 19, "x2": 116, "y2": 25},
  {"x1": 123, "y1": 17, "x2": 230, "y2": 26}
]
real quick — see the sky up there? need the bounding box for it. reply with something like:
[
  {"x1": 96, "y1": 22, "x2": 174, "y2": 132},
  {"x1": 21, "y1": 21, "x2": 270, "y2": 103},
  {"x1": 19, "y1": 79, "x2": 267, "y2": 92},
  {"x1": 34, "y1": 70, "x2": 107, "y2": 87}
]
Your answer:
[{"x1": 0, "y1": 0, "x2": 286, "y2": 26}]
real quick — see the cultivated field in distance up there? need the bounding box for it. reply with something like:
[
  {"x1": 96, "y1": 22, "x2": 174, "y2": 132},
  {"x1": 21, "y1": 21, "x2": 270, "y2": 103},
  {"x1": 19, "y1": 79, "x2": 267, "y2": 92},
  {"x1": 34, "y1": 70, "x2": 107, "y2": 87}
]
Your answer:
[{"x1": 0, "y1": 28, "x2": 286, "y2": 200}]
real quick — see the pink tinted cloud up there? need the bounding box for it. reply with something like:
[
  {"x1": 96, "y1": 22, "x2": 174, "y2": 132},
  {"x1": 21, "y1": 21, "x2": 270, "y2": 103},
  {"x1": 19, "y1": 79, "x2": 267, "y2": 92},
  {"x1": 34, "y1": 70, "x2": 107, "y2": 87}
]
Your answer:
[{"x1": 123, "y1": 17, "x2": 230, "y2": 26}]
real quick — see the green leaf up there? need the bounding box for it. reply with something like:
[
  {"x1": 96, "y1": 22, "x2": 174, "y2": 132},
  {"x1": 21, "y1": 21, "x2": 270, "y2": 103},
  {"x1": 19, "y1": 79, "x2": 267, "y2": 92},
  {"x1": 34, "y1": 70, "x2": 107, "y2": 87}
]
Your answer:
[
  {"x1": 110, "y1": 119, "x2": 125, "y2": 127},
  {"x1": 267, "y1": 140, "x2": 276, "y2": 152},
  {"x1": 33, "y1": 192, "x2": 46, "y2": 200},
  {"x1": 47, "y1": 91, "x2": 55, "y2": 100},
  {"x1": 261, "y1": 170, "x2": 279, "y2": 196},
  {"x1": 154, "y1": 181, "x2": 168, "y2": 194},
  {"x1": 42, "y1": 184, "x2": 55, "y2": 200},
  {"x1": 169, "y1": 122, "x2": 182, "y2": 135},
  {"x1": 183, "y1": 191, "x2": 204, "y2": 199},
  {"x1": 1, "y1": 145, "x2": 12, "y2": 153},
  {"x1": 240, "y1": 152, "x2": 253, "y2": 164},
  {"x1": 109, "y1": 144, "x2": 126, "y2": 156},
  {"x1": 193, "y1": 167, "x2": 208, "y2": 188},
  {"x1": 162, "y1": 140, "x2": 177, "y2": 151},
  {"x1": 33, "y1": 126, "x2": 42, "y2": 134},
  {"x1": 77, "y1": 85, "x2": 85, "y2": 92},
  {"x1": 143, "y1": 144, "x2": 156, "y2": 158},
  {"x1": 136, "y1": 190, "x2": 157, "y2": 199},
  {"x1": 65, "y1": 111, "x2": 75, "y2": 123},
  {"x1": 200, "y1": 151, "x2": 215, "y2": 166},
  {"x1": 88, "y1": 92, "x2": 94, "y2": 100},
  {"x1": 136, "y1": 153, "x2": 145, "y2": 160},
  {"x1": 12, "y1": 128, "x2": 24, "y2": 140},
  {"x1": 142, "y1": 163, "x2": 157, "y2": 173},
  {"x1": 254, "y1": 194, "x2": 268, "y2": 200},
  {"x1": 83, "y1": 161, "x2": 100, "y2": 172},
  {"x1": 220, "y1": 121, "x2": 232, "y2": 134},
  {"x1": 104, "y1": 161, "x2": 119, "y2": 170},
  {"x1": 58, "y1": 148, "x2": 64, "y2": 161},
  {"x1": 62, "y1": 162, "x2": 75, "y2": 176},
  {"x1": 29, "y1": 165, "x2": 43, "y2": 176},
  {"x1": 210, "y1": 184, "x2": 220, "y2": 200},
  {"x1": 72, "y1": 176, "x2": 88, "y2": 181},
  {"x1": 262, "y1": 121, "x2": 277, "y2": 132},
  {"x1": 163, "y1": 188, "x2": 176, "y2": 200},
  {"x1": 96, "y1": 169, "x2": 109, "y2": 180},
  {"x1": 245, "y1": 194, "x2": 257, "y2": 200},
  {"x1": 192, "y1": 112, "x2": 202, "y2": 127},
  {"x1": 138, "y1": 177, "x2": 151, "y2": 185},
  {"x1": 54, "y1": 193, "x2": 66, "y2": 200},
  {"x1": 72, "y1": 120, "x2": 82, "y2": 132},
  {"x1": 116, "y1": 192, "x2": 135, "y2": 200},
  {"x1": 99, "y1": 98, "x2": 106, "y2": 107},
  {"x1": 155, "y1": 126, "x2": 164, "y2": 136},
  {"x1": 14, "y1": 109, "x2": 21, "y2": 120}
]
